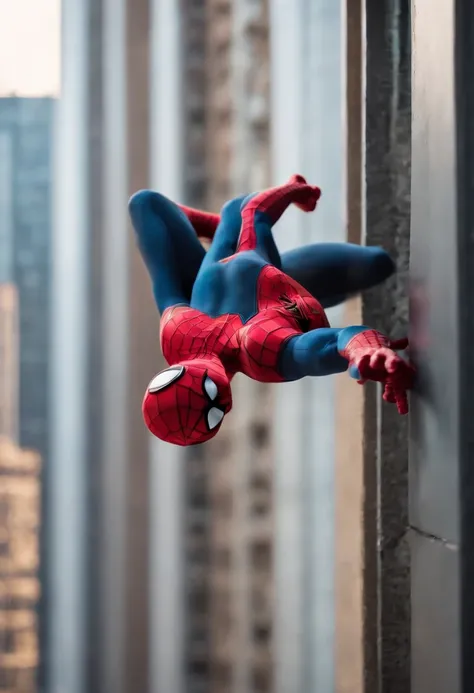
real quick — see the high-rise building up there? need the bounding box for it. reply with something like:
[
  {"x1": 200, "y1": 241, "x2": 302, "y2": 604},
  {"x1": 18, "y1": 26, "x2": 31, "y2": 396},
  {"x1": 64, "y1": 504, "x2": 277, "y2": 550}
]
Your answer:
[
  {"x1": 0, "y1": 97, "x2": 54, "y2": 459},
  {"x1": 180, "y1": 5, "x2": 214, "y2": 693},
  {"x1": 199, "y1": 3, "x2": 274, "y2": 693},
  {"x1": 0, "y1": 437, "x2": 41, "y2": 693},
  {"x1": 0, "y1": 258, "x2": 40, "y2": 693},
  {"x1": 0, "y1": 95, "x2": 54, "y2": 693},
  {"x1": 270, "y1": 3, "x2": 344, "y2": 691}
]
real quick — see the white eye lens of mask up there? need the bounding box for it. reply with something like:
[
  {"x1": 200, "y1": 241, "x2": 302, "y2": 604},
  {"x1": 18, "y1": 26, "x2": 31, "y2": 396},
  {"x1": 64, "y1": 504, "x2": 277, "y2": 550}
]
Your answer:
[
  {"x1": 207, "y1": 407, "x2": 224, "y2": 430},
  {"x1": 204, "y1": 376, "x2": 218, "y2": 401},
  {"x1": 148, "y1": 366, "x2": 184, "y2": 392}
]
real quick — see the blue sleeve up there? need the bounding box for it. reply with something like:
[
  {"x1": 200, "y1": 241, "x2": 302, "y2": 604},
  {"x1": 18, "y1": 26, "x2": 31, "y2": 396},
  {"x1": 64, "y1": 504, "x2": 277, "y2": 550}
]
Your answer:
[{"x1": 279, "y1": 325, "x2": 372, "y2": 381}]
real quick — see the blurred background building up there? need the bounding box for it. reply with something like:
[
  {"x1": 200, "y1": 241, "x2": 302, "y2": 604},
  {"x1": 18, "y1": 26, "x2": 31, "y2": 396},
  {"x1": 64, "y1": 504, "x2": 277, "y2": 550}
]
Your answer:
[
  {"x1": 0, "y1": 97, "x2": 53, "y2": 458},
  {"x1": 2, "y1": 1, "x2": 473, "y2": 693},
  {"x1": 0, "y1": 438, "x2": 41, "y2": 693},
  {"x1": 0, "y1": 96, "x2": 53, "y2": 693}
]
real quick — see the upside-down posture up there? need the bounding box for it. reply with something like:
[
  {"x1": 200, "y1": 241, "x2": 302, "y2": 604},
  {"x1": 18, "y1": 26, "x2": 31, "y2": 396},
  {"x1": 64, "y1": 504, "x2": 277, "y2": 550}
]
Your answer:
[{"x1": 129, "y1": 175, "x2": 414, "y2": 446}]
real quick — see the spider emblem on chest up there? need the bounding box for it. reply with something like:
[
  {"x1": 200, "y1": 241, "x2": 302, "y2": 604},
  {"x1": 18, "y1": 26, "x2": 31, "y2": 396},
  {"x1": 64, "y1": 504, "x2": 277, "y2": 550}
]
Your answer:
[{"x1": 279, "y1": 294, "x2": 318, "y2": 333}]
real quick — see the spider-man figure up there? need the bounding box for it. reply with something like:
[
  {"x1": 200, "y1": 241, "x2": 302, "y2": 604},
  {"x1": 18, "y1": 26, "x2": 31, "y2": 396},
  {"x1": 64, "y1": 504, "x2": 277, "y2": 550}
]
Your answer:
[{"x1": 129, "y1": 175, "x2": 414, "y2": 446}]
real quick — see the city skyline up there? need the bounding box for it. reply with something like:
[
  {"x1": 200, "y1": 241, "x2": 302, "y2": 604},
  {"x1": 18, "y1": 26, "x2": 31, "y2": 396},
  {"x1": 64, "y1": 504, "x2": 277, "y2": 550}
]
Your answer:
[{"x1": 0, "y1": 0, "x2": 60, "y2": 96}]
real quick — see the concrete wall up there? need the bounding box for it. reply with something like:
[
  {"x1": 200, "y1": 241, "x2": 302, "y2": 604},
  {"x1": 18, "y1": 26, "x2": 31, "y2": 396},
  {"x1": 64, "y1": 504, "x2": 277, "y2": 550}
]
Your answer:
[
  {"x1": 364, "y1": 2, "x2": 412, "y2": 691},
  {"x1": 335, "y1": 1, "x2": 411, "y2": 691},
  {"x1": 410, "y1": 0, "x2": 474, "y2": 691}
]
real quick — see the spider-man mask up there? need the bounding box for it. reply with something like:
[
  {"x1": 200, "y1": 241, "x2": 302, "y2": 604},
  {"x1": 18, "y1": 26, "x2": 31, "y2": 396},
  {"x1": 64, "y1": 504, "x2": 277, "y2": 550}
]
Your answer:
[{"x1": 142, "y1": 358, "x2": 233, "y2": 446}]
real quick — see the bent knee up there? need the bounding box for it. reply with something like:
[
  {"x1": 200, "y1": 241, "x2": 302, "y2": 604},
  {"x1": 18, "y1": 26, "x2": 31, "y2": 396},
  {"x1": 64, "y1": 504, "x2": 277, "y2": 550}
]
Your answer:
[
  {"x1": 129, "y1": 188, "x2": 156, "y2": 211},
  {"x1": 218, "y1": 196, "x2": 247, "y2": 237},
  {"x1": 220, "y1": 195, "x2": 246, "y2": 220},
  {"x1": 128, "y1": 189, "x2": 158, "y2": 225},
  {"x1": 129, "y1": 189, "x2": 182, "y2": 230},
  {"x1": 367, "y1": 247, "x2": 395, "y2": 283}
]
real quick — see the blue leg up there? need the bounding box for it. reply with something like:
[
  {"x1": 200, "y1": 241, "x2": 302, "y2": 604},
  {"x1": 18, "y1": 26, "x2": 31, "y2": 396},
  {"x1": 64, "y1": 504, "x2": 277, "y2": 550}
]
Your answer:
[
  {"x1": 281, "y1": 243, "x2": 395, "y2": 308},
  {"x1": 192, "y1": 194, "x2": 276, "y2": 318},
  {"x1": 199, "y1": 194, "x2": 282, "y2": 272},
  {"x1": 129, "y1": 190, "x2": 205, "y2": 313},
  {"x1": 199, "y1": 196, "x2": 247, "y2": 270},
  {"x1": 237, "y1": 193, "x2": 282, "y2": 267}
]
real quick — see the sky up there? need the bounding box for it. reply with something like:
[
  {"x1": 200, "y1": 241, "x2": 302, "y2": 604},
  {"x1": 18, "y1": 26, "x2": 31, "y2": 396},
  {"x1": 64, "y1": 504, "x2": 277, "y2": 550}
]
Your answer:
[{"x1": 0, "y1": 0, "x2": 60, "y2": 96}]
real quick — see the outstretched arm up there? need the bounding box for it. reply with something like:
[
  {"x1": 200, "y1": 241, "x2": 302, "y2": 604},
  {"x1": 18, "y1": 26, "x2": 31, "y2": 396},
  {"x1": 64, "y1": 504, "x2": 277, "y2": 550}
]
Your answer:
[{"x1": 279, "y1": 326, "x2": 414, "y2": 414}]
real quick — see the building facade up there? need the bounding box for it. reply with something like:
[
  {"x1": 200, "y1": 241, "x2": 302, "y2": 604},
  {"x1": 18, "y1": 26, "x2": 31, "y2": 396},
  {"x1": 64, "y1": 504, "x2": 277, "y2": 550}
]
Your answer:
[
  {"x1": 0, "y1": 98, "x2": 54, "y2": 459},
  {"x1": 0, "y1": 96, "x2": 54, "y2": 693},
  {"x1": 203, "y1": 2, "x2": 274, "y2": 693},
  {"x1": 0, "y1": 438, "x2": 41, "y2": 693}
]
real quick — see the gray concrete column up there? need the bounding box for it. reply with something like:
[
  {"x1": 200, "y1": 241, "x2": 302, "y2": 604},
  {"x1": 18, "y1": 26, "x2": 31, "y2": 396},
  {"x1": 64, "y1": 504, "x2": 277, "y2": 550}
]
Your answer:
[
  {"x1": 99, "y1": 0, "x2": 153, "y2": 691},
  {"x1": 337, "y1": 2, "x2": 412, "y2": 692},
  {"x1": 148, "y1": 2, "x2": 186, "y2": 693},
  {"x1": 48, "y1": 0, "x2": 89, "y2": 691},
  {"x1": 364, "y1": 2, "x2": 411, "y2": 690},
  {"x1": 99, "y1": 0, "x2": 129, "y2": 690}
]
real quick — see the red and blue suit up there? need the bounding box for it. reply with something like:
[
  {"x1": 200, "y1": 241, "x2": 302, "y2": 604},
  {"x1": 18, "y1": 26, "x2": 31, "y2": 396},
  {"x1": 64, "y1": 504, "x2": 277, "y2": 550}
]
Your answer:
[{"x1": 129, "y1": 175, "x2": 414, "y2": 446}]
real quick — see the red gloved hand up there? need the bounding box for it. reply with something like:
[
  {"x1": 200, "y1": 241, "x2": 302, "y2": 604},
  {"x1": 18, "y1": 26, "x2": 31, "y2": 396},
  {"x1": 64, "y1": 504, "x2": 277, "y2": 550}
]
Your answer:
[{"x1": 342, "y1": 330, "x2": 415, "y2": 415}]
